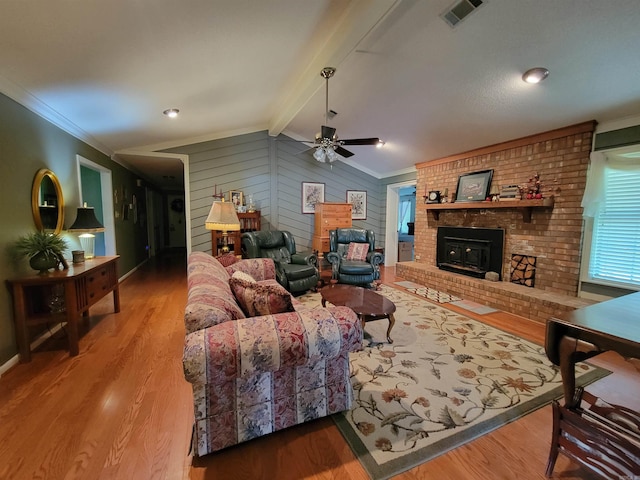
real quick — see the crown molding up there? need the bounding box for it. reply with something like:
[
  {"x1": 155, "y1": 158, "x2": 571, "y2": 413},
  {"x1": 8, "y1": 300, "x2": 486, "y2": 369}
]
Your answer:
[{"x1": 0, "y1": 75, "x2": 114, "y2": 157}]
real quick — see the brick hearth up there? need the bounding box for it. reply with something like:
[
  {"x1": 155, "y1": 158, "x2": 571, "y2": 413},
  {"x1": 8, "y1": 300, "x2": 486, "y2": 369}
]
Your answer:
[{"x1": 396, "y1": 262, "x2": 593, "y2": 325}]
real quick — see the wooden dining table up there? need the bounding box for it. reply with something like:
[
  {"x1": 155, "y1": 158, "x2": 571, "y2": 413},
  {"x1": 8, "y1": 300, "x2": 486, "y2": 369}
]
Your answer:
[
  {"x1": 544, "y1": 291, "x2": 640, "y2": 478},
  {"x1": 545, "y1": 291, "x2": 640, "y2": 408}
]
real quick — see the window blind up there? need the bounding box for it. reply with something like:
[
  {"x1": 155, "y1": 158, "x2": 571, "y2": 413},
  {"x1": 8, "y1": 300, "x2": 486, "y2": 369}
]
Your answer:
[{"x1": 590, "y1": 167, "x2": 640, "y2": 286}]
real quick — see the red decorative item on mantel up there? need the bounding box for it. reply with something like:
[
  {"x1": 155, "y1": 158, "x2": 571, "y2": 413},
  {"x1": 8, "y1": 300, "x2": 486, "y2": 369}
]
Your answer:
[{"x1": 519, "y1": 172, "x2": 544, "y2": 200}]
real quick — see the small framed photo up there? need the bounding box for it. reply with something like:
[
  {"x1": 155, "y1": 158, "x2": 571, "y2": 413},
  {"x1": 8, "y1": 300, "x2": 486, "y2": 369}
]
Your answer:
[
  {"x1": 230, "y1": 190, "x2": 243, "y2": 208},
  {"x1": 455, "y1": 169, "x2": 494, "y2": 202},
  {"x1": 347, "y1": 190, "x2": 367, "y2": 220},
  {"x1": 302, "y1": 182, "x2": 325, "y2": 214}
]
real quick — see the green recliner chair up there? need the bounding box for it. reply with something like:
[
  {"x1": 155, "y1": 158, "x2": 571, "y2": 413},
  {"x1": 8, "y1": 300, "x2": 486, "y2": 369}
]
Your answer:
[
  {"x1": 241, "y1": 230, "x2": 319, "y2": 295},
  {"x1": 326, "y1": 228, "x2": 384, "y2": 287}
]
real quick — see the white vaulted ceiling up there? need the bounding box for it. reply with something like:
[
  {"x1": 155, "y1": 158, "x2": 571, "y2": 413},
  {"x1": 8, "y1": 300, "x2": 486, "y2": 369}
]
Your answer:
[{"x1": 1, "y1": 0, "x2": 640, "y2": 185}]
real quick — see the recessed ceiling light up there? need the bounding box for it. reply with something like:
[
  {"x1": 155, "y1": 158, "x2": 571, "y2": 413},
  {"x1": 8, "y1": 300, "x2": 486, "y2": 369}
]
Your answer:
[
  {"x1": 163, "y1": 108, "x2": 179, "y2": 118},
  {"x1": 522, "y1": 67, "x2": 549, "y2": 84}
]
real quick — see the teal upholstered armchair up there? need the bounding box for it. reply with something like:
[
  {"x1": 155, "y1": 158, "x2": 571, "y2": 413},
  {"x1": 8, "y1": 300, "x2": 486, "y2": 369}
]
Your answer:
[
  {"x1": 326, "y1": 228, "x2": 384, "y2": 287},
  {"x1": 241, "y1": 230, "x2": 319, "y2": 294}
]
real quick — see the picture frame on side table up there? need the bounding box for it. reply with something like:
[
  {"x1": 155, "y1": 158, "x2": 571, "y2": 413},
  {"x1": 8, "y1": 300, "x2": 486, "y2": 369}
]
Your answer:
[
  {"x1": 347, "y1": 190, "x2": 367, "y2": 220},
  {"x1": 302, "y1": 182, "x2": 325, "y2": 214},
  {"x1": 230, "y1": 190, "x2": 243, "y2": 209},
  {"x1": 455, "y1": 169, "x2": 494, "y2": 202}
]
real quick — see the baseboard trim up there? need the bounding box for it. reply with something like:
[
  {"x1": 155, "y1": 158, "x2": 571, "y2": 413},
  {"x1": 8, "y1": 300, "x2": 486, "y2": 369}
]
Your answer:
[
  {"x1": 0, "y1": 356, "x2": 18, "y2": 377},
  {"x1": 0, "y1": 323, "x2": 64, "y2": 377},
  {"x1": 119, "y1": 258, "x2": 148, "y2": 282}
]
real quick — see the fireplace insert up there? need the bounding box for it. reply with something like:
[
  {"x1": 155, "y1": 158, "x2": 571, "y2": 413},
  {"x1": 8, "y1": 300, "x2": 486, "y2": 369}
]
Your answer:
[{"x1": 437, "y1": 226, "x2": 504, "y2": 279}]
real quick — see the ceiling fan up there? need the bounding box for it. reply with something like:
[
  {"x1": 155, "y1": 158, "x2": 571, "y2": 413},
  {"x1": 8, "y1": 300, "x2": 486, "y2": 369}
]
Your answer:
[{"x1": 309, "y1": 67, "x2": 383, "y2": 163}]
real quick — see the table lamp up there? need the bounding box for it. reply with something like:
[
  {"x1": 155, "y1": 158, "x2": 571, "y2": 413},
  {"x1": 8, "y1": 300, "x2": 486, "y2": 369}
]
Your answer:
[
  {"x1": 69, "y1": 203, "x2": 105, "y2": 259},
  {"x1": 205, "y1": 200, "x2": 241, "y2": 254}
]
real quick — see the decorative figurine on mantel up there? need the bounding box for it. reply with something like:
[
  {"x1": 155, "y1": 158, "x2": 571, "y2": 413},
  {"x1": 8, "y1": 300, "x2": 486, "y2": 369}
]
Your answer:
[
  {"x1": 489, "y1": 185, "x2": 500, "y2": 202},
  {"x1": 520, "y1": 172, "x2": 544, "y2": 200}
]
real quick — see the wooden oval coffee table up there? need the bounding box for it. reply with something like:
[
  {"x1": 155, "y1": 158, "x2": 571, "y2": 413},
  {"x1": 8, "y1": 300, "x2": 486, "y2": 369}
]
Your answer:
[{"x1": 320, "y1": 284, "x2": 396, "y2": 343}]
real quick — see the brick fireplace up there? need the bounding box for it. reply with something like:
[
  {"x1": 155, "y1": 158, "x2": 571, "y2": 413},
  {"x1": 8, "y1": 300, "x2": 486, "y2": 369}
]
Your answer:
[{"x1": 397, "y1": 121, "x2": 597, "y2": 323}]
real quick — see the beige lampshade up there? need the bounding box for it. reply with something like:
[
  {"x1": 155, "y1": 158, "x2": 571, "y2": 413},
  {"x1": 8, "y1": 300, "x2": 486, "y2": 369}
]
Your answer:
[{"x1": 205, "y1": 201, "x2": 241, "y2": 231}]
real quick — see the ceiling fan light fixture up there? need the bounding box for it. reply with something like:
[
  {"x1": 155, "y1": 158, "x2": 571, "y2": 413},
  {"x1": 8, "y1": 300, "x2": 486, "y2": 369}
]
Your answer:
[
  {"x1": 326, "y1": 146, "x2": 338, "y2": 163},
  {"x1": 307, "y1": 67, "x2": 381, "y2": 163},
  {"x1": 376, "y1": 140, "x2": 385, "y2": 148},
  {"x1": 522, "y1": 67, "x2": 549, "y2": 84},
  {"x1": 163, "y1": 108, "x2": 179, "y2": 118}
]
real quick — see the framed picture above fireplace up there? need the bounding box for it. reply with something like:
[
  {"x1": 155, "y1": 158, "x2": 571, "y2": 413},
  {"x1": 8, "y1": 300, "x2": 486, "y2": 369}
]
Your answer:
[{"x1": 455, "y1": 169, "x2": 494, "y2": 202}]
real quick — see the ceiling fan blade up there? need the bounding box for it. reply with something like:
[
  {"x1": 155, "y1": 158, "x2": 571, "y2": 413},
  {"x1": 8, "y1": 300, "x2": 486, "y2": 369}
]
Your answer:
[
  {"x1": 321, "y1": 125, "x2": 336, "y2": 140},
  {"x1": 335, "y1": 146, "x2": 354, "y2": 158},
  {"x1": 340, "y1": 137, "x2": 381, "y2": 146}
]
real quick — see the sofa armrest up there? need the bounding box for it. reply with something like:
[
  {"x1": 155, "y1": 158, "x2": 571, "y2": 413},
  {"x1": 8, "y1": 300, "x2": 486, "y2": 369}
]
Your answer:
[
  {"x1": 291, "y1": 250, "x2": 318, "y2": 267},
  {"x1": 226, "y1": 258, "x2": 277, "y2": 281},
  {"x1": 183, "y1": 306, "x2": 362, "y2": 385}
]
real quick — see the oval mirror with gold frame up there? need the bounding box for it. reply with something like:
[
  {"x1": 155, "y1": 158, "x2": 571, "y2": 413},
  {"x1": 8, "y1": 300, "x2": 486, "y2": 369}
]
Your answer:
[{"x1": 32, "y1": 169, "x2": 64, "y2": 234}]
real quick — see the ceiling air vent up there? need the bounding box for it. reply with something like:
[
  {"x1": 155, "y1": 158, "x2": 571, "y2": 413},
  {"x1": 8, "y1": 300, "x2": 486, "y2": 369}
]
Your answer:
[{"x1": 441, "y1": 0, "x2": 485, "y2": 28}]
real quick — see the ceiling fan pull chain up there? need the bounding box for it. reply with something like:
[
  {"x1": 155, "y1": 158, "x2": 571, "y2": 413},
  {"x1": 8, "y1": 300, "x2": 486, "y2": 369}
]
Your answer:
[{"x1": 325, "y1": 75, "x2": 329, "y2": 125}]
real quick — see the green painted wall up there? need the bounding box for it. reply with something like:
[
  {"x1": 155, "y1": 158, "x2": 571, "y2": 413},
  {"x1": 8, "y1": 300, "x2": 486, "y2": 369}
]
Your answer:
[{"x1": 0, "y1": 92, "x2": 145, "y2": 365}]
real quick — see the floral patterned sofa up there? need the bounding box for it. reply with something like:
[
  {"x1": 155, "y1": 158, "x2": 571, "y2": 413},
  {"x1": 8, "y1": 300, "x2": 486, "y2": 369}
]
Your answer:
[{"x1": 183, "y1": 251, "x2": 363, "y2": 456}]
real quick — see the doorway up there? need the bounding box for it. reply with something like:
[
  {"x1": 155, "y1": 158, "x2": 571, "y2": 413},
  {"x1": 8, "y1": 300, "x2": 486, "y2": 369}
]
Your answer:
[
  {"x1": 76, "y1": 155, "x2": 116, "y2": 255},
  {"x1": 384, "y1": 180, "x2": 417, "y2": 266}
]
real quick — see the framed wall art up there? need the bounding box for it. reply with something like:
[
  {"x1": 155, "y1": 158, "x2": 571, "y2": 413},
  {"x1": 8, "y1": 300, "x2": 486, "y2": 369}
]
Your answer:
[
  {"x1": 455, "y1": 169, "x2": 494, "y2": 202},
  {"x1": 347, "y1": 190, "x2": 367, "y2": 220},
  {"x1": 302, "y1": 182, "x2": 325, "y2": 214}
]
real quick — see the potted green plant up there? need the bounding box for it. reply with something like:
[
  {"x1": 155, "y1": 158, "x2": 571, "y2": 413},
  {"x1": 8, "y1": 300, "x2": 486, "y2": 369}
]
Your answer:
[{"x1": 14, "y1": 231, "x2": 68, "y2": 273}]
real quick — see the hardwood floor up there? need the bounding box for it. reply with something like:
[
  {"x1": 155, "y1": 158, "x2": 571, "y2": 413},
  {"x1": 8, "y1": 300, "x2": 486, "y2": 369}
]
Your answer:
[{"x1": 1, "y1": 255, "x2": 638, "y2": 479}]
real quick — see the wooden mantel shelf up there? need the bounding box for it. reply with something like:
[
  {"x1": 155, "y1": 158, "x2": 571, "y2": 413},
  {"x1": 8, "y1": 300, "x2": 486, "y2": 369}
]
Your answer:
[{"x1": 425, "y1": 197, "x2": 554, "y2": 223}]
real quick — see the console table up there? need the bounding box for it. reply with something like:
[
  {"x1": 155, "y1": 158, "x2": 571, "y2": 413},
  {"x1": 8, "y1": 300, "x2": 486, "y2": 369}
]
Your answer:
[
  {"x1": 6, "y1": 256, "x2": 120, "y2": 362},
  {"x1": 544, "y1": 292, "x2": 640, "y2": 477}
]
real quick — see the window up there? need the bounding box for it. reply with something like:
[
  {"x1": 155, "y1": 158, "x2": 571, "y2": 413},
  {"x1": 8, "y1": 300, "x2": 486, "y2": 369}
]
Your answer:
[
  {"x1": 589, "y1": 163, "x2": 640, "y2": 288},
  {"x1": 398, "y1": 195, "x2": 415, "y2": 233}
]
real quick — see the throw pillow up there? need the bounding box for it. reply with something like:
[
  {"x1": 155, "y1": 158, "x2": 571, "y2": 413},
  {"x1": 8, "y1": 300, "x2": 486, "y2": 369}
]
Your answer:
[
  {"x1": 229, "y1": 276, "x2": 294, "y2": 317},
  {"x1": 216, "y1": 252, "x2": 239, "y2": 267},
  {"x1": 231, "y1": 270, "x2": 256, "y2": 283},
  {"x1": 346, "y1": 242, "x2": 369, "y2": 261}
]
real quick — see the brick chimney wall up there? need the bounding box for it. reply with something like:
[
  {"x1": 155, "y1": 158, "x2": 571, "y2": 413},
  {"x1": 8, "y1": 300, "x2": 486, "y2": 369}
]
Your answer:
[{"x1": 414, "y1": 121, "x2": 596, "y2": 297}]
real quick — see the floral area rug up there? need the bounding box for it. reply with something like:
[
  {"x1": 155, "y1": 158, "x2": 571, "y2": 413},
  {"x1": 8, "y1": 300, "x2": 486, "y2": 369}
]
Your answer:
[{"x1": 298, "y1": 285, "x2": 609, "y2": 480}]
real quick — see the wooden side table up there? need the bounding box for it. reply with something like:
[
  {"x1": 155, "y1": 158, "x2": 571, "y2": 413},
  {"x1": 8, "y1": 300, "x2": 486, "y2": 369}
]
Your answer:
[
  {"x1": 238, "y1": 211, "x2": 260, "y2": 232},
  {"x1": 6, "y1": 256, "x2": 120, "y2": 362}
]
